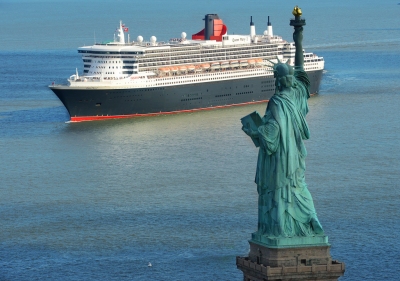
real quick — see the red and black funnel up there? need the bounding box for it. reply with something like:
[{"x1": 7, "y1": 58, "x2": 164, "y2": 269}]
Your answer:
[{"x1": 192, "y1": 14, "x2": 227, "y2": 42}]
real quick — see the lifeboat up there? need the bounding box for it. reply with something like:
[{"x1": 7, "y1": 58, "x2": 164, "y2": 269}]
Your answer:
[
  {"x1": 255, "y1": 58, "x2": 263, "y2": 66},
  {"x1": 187, "y1": 65, "x2": 196, "y2": 72},
  {"x1": 179, "y1": 65, "x2": 187, "y2": 73},
  {"x1": 220, "y1": 61, "x2": 230, "y2": 69},
  {"x1": 230, "y1": 60, "x2": 239, "y2": 68},
  {"x1": 170, "y1": 66, "x2": 179, "y2": 73},
  {"x1": 159, "y1": 67, "x2": 170, "y2": 73},
  {"x1": 195, "y1": 64, "x2": 203, "y2": 72},
  {"x1": 240, "y1": 60, "x2": 249, "y2": 67},
  {"x1": 248, "y1": 59, "x2": 256, "y2": 65},
  {"x1": 210, "y1": 62, "x2": 220, "y2": 70},
  {"x1": 201, "y1": 63, "x2": 211, "y2": 70}
]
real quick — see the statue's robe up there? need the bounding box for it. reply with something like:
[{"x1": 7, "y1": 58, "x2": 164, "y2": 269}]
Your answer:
[{"x1": 255, "y1": 70, "x2": 324, "y2": 237}]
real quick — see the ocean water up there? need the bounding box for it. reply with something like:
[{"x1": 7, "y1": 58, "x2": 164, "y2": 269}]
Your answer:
[{"x1": 1, "y1": 0, "x2": 400, "y2": 280}]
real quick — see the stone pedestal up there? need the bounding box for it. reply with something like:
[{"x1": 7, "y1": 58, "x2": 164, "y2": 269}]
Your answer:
[{"x1": 237, "y1": 238, "x2": 345, "y2": 281}]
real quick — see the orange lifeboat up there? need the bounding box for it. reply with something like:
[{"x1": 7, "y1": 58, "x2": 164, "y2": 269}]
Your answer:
[
  {"x1": 248, "y1": 59, "x2": 256, "y2": 65},
  {"x1": 201, "y1": 63, "x2": 211, "y2": 70},
  {"x1": 255, "y1": 58, "x2": 263, "y2": 66},
  {"x1": 179, "y1": 65, "x2": 187, "y2": 72},
  {"x1": 170, "y1": 66, "x2": 179, "y2": 73},
  {"x1": 187, "y1": 65, "x2": 196, "y2": 72}
]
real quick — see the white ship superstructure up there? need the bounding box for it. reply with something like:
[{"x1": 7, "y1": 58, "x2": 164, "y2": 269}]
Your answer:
[{"x1": 72, "y1": 19, "x2": 323, "y2": 87}]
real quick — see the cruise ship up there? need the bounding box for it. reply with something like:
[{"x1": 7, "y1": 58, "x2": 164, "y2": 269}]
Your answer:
[{"x1": 49, "y1": 14, "x2": 324, "y2": 122}]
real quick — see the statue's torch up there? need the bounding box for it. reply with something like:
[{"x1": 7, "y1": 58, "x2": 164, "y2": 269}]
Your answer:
[
  {"x1": 290, "y1": 6, "x2": 306, "y2": 27},
  {"x1": 290, "y1": 6, "x2": 306, "y2": 69}
]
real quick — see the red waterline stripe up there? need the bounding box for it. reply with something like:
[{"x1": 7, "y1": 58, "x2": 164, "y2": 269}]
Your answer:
[{"x1": 70, "y1": 99, "x2": 270, "y2": 122}]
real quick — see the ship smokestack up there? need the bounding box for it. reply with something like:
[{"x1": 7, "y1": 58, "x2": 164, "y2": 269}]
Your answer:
[
  {"x1": 204, "y1": 14, "x2": 220, "y2": 40},
  {"x1": 267, "y1": 16, "x2": 273, "y2": 37},
  {"x1": 250, "y1": 16, "x2": 256, "y2": 41}
]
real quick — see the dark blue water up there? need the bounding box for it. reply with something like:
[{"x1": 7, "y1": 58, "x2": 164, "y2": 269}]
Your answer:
[{"x1": 1, "y1": 1, "x2": 400, "y2": 280}]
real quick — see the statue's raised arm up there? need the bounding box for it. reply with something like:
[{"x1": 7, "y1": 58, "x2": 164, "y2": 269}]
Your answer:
[
  {"x1": 293, "y1": 27, "x2": 304, "y2": 69},
  {"x1": 291, "y1": 6, "x2": 305, "y2": 69}
]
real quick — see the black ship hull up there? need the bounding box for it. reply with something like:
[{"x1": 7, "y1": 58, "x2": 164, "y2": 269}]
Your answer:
[{"x1": 50, "y1": 70, "x2": 323, "y2": 122}]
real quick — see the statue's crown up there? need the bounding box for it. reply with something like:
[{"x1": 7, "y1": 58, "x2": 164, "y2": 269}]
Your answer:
[{"x1": 268, "y1": 58, "x2": 294, "y2": 77}]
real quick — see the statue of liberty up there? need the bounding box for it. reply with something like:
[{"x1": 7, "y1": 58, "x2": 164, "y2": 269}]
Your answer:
[{"x1": 242, "y1": 7, "x2": 324, "y2": 239}]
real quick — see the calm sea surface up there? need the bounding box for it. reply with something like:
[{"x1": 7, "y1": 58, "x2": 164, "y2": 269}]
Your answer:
[{"x1": 0, "y1": 0, "x2": 399, "y2": 280}]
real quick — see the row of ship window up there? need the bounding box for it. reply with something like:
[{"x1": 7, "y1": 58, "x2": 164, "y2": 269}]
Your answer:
[
  {"x1": 142, "y1": 48, "x2": 281, "y2": 57},
  {"x1": 139, "y1": 59, "x2": 273, "y2": 68},
  {"x1": 80, "y1": 54, "x2": 320, "y2": 66},
  {"x1": 144, "y1": 45, "x2": 283, "y2": 57},
  {"x1": 155, "y1": 69, "x2": 261, "y2": 80},
  {"x1": 88, "y1": 90, "x2": 259, "y2": 100},
  {"x1": 83, "y1": 65, "x2": 138, "y2": 69},
  {"x1": 179, "y1": 91, "x2": 253, "y2": 102},
  {"x1": 215, "y1": 93, "x2": 231, "y2": 97},
  {"x1": 146, "y1": 48, "x2": 282, "y2": 59},
  {"x1": 236, "y1": 91, "x2": 253, "y2": 95},
  {"x1": 78, "y1": 46, "x2": 283, "y2": 61},
  {"x1": 84, "y1": 60, "x2": 137, "y2": 64},
  {"x1": 153, "y1": 72, "x2": 262, "y2": 83},
  {"x1": 78, "y1": 50, "x2": 144, "y2": 55},
  {"x1": 82, "y1": 55, "x2": 276, "y2": 66},
  {"x1": 138, "y1": 52, "x2": 280, "y2": 64},
  {"x1": 83, "y1": 55, "x2": 138, "y2": 59},
  {"x1": 153, "y1": 76, "x2": 256, "y2": 85},
  {"x1": 181, "y1": 97, "x2": 202, "y2": 102},
  {"x1": 83, "y1": 71, "x2": 137, "y2": 74},
  {"x1": 261, "y1": 85, "x2": 274, "y2": 89}
]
